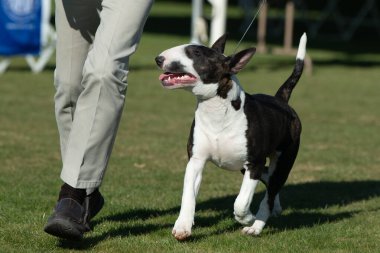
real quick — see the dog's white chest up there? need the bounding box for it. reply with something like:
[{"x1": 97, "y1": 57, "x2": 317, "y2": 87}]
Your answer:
[
  {"x1": 192, "y1": 97, "x2": 248, "y2": 170},
  {"x1": 209, "y1": 125, "x2": 247, "y2": 170}
]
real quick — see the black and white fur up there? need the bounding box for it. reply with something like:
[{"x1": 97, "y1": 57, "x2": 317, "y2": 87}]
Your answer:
[{"x1": 155, "y1": 33, "x2": 307, "y2": 240}]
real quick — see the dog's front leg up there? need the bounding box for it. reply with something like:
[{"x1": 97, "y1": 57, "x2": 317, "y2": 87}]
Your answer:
[
  {"x1": 234, "y1": 168, "x2": 259, "y2": 225},
  {"x1": 172, "y1": 157, "x2": 206, "y2": 241}
]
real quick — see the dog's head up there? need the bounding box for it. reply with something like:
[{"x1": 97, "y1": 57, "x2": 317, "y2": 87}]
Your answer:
[{"x1": 155, "y1": 35, "x2": 256, "y2": 99}]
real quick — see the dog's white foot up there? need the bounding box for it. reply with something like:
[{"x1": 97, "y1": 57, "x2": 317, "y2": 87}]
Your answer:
[
  {"x1": 242, "y1": 220, "x2": 265, "y2": 236},
  {"x1": 172, "y1": 219, "x2": 193, "y2": 241},
  {"x1": 172, "y1": 228, "x2": 191, "y2": 241},
  {"x1": 234, "y1": 212, "x2": 255, "y2": 225}
]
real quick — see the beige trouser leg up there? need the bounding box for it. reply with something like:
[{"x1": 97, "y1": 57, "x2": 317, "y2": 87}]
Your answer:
[{"x1": 54, "y1": 0, "x2": 153, "y2": 188}]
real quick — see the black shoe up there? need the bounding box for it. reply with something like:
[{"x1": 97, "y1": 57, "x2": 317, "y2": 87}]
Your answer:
[
  {"x1": 44, "y1": 189, "x2": 105, "y2": 240},
  {"x1": 44, "y1": 198, "x2": 90, "y2": 240}
]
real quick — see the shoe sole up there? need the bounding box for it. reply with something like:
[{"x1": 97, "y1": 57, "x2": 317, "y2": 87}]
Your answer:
[{"x1": 44, "y1": 217, "x2": 84, "y2": 240}]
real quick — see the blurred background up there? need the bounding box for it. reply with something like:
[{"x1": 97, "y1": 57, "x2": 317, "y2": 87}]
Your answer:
[
  {"x1": 147, "y1": 0, "x2": 380, "y2": 47},
  {"x1": 1, "y1": 0, "x2": 380, "y2": 72}
]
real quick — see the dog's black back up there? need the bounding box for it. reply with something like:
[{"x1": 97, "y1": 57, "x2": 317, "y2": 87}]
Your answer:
[{"x1": 244, "y1": 93, "x2": 301, "y2": 180}]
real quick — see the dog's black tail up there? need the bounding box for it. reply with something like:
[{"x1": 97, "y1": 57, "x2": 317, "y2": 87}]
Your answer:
[{"x1": 275, "y1": 33, "x2": 307, "y2": 103}]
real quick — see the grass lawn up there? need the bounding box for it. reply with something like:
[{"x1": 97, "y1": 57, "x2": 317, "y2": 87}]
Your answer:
[{"x1": 1, "y1": 3, "x2": 380, "y2": 252}]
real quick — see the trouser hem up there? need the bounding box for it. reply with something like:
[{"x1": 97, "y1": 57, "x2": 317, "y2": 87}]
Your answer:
[{"x1": 61, "y1": 175, "x2": 102, "y2": 189}]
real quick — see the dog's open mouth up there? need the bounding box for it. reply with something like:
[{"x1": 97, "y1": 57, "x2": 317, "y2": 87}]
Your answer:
[{"x1": 159, "y1": 72, "x2": 197, "y2": 88}]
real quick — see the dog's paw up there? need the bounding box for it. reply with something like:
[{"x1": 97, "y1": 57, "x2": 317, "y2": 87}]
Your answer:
[
  {"x1": 234, "y1": 212, "x2": 255, "y2": 225},
  {"x1": 172, "y1": 228, "x2": 191, "y2": 241},
  {"x1": 242, "y1": 226, "x2": 262, "y2": 236},
  {"x1": 172, "y1": 219, "x2": 192, "y2": 241},
  {"x1": 241, "y1": 220, "x2": 265, "y2": 236}
]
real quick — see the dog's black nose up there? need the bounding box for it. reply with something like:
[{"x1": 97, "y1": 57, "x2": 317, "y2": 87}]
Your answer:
[{"x1": 155, "y1": 56, "x2": 165, "y2": 68}]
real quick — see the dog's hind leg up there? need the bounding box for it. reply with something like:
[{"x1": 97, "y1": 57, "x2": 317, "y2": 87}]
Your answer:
[
  {"x1": 243, "y1": 142, "x2": 299, "y2": 235},
  {"x1": 259, "y1": 153, "x2": 283, "y2": 217},
  {"x1": 234, "y1": 167, "x2": 259, "y2": 225},
  {"x1": 172, "y1": 157, "x2": 206, "y2": 241}
]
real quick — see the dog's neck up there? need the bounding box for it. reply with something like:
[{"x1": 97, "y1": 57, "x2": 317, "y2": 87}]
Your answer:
[
  {"x1": 194, "y1": 75, "x2": 243, "y2": 102},
  {"x1": 194, "y1": 77, "x2": 245, "y2": 132}
]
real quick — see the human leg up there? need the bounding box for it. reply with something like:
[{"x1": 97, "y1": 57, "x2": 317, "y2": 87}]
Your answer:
[
  {"x1": 46, "y1": 0, "x2": 153, "y2": 240},
  {"x1": 54, "y1": 0, "x2": 100, "y2": 161},
  {"x1": 60, "y1": 0, "x2": 153, "y2": 189}
]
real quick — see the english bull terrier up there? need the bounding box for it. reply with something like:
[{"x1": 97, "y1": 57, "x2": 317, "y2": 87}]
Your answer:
[{"x1": 155, "y1": 33, "x2": 307, "y2": 240}]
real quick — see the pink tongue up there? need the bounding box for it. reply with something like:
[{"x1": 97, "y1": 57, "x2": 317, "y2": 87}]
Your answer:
[{"x1": 159, "y1": 73, "x2": 169, "y2": 81}]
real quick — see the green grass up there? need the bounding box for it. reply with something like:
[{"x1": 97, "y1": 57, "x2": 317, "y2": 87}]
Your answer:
[{"x1": 1, "y1": 6, "x2": 380, "y2": 253}]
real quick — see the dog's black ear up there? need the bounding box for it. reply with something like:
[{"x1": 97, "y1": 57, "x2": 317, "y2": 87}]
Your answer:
[
  {"x1": 211, "y1": 34, "x2": 228, "y2": 54},
  {"x1": 228, "y1": 47, "x2": 256, "y2": 74}
]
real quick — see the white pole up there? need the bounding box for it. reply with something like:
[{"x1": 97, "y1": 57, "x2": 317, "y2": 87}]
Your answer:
[
  {"x1": 191, "y1": 0, "x2": 203, "y2": 44},
  {"x1": 208, "y1": 0, "x2": 228, "y2": 45}
]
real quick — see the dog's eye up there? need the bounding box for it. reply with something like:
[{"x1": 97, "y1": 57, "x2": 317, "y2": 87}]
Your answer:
[
  {"x1": 185, "y1": 46, "x2": 206, "y2": 59},
  {"x1": 192, "y1": 49, "x2": 201, "y2": 57}
]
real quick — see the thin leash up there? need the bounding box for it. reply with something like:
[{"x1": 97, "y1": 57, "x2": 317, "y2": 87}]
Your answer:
[{"x1": 233, "y1": 0, "x2": 267, "y2": 54}]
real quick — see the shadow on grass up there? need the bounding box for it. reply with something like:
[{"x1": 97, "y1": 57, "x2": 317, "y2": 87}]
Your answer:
[
  {"x1": 182, "y1": 180, "x2": 380, "y2": 241},
  {"x1": 58, "y1": 180, "x2": 380, "y2": 248}
]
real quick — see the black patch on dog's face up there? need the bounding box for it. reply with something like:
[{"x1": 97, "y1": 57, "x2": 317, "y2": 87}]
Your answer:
[
  {"x1": 166, "y1": 61, "x2": 186, "y2": 73},
  {"x1": 185, "y1": 45, "x2": 230, "y2": 84}
]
